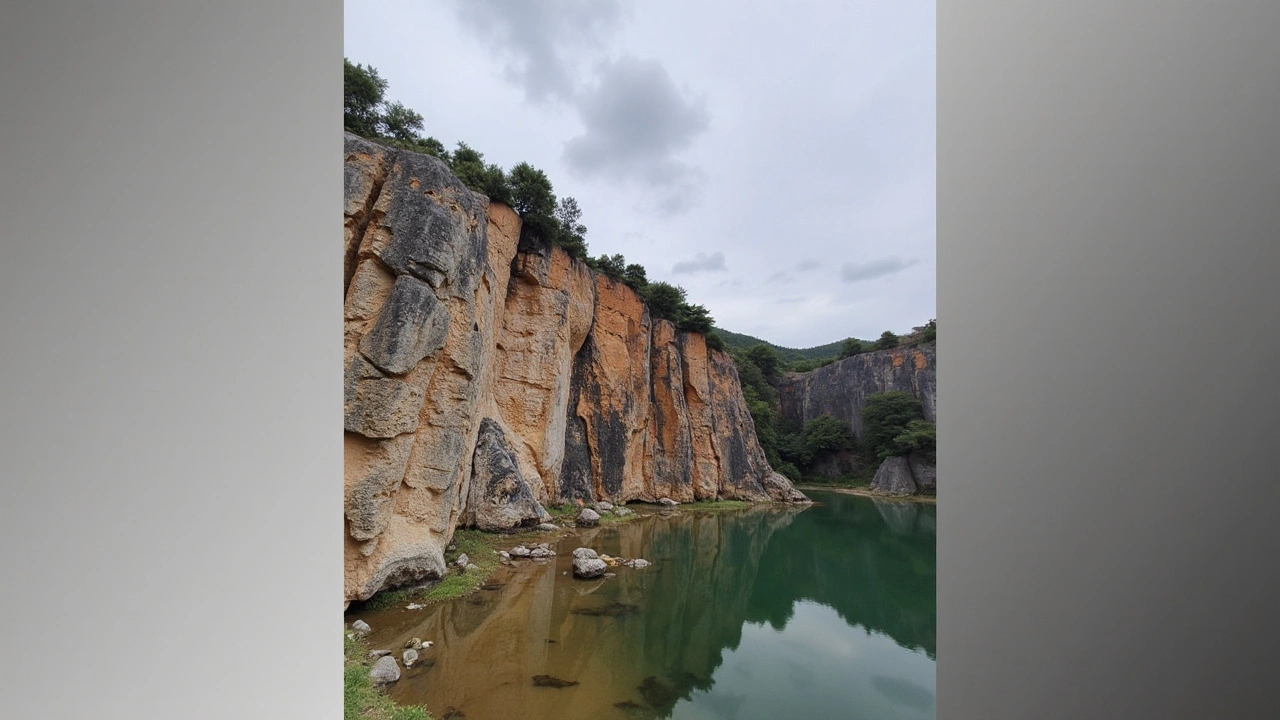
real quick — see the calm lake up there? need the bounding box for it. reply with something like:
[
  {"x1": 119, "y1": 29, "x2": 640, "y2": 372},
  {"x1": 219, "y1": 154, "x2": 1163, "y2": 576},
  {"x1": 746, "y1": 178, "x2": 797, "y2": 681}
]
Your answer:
[{"x1": 349, "y1": 490, "x2": 936, "y2": 720}]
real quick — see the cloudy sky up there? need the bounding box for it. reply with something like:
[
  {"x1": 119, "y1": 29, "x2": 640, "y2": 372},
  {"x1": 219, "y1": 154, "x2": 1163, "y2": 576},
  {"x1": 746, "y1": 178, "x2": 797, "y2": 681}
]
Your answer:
[{"x1": 344, "y1": 0, "x2": 934, "y2": 348}]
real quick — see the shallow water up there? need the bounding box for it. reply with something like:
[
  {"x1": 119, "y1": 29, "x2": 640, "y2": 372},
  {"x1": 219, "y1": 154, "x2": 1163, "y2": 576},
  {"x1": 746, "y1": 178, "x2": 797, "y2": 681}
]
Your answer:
[{"x1": 349, "y1": 491, "x2": 936, "y2": 720}]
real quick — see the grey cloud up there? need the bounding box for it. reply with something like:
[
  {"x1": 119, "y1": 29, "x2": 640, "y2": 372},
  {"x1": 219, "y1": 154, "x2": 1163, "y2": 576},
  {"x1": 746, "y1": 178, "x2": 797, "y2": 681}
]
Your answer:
[
  {"x1": 775, "y1": 297, "x2": 807, "y2": 305},
  {"x1": 767, "y1": 270, "x2": 795, "y2": 284},
  {"x1": 795, "y1": 259, "x2": 822, "y2": 272},
  {"x1": 841, "y1": 257, "x2": 920, "y2": 283},
  {"x1": 452, "y1": 0, "x2": 628, "y2": 105},
  {"x1": 672, "y1": 251, "x2": 726, "y2": 274},
  {"x1": 563, "y1": 55, "x2": 709, "y2": 214}
]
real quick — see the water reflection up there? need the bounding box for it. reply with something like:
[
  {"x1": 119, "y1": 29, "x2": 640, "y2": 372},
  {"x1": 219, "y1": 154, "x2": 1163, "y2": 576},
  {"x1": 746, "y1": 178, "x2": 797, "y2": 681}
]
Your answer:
[{"x1": 351, "y1": 491, "x2": 935, "y2": 720}]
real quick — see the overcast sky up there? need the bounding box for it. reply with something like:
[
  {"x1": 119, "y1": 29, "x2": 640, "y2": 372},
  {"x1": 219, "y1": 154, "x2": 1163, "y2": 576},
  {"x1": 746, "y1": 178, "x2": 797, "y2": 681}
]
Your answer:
[{"x1": 345, "y1": 0, "x2": 935, "y2": 348}]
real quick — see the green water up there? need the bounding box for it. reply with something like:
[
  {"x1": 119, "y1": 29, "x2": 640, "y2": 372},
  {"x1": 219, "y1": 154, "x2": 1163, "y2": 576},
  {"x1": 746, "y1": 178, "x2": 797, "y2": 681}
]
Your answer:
[{"x1": 351, "y1": 491, "x2": 936, "y2": 720}]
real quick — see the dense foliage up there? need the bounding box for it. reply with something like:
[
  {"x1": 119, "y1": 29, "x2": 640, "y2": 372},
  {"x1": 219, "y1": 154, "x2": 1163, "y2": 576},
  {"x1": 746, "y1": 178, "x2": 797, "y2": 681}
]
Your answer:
[
  {"x1": 860, "y1": 391, "x2": 936, "y2": 460},
  {"x1": 728, "y1": 323, "x2": 937, "y2": 484}
]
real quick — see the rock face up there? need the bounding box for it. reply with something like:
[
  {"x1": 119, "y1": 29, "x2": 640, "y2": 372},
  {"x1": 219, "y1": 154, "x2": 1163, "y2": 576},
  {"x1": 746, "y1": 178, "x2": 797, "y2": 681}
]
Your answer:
[
  {"x1": 869, "y1": 454, "x2": 937, "y2": 497},
  {"x1": 777, "y1": 342, "x2": 937, "y2": 493},
  {"x1": 777, "y1": 343, "x2": 936, "y2": 441},
  {"x1": 343, "y1": 134, "x2": 806, "y2": 604}
]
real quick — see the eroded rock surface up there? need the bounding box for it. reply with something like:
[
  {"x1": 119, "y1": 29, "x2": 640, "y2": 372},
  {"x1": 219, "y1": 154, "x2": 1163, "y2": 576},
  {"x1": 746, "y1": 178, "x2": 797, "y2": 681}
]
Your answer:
[
  {"x1": 777, "y1": 343, "x2": 936, "y2": 441},
  {"x1": 343, "y1": 134, "x2": 806, "y2": 604}
]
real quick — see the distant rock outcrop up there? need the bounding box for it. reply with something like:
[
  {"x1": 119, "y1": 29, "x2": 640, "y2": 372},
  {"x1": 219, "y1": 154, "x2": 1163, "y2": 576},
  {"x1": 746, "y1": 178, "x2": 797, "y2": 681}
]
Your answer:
[{"x1": 777, "y1": 343, "x2": 936, "y2": 440}]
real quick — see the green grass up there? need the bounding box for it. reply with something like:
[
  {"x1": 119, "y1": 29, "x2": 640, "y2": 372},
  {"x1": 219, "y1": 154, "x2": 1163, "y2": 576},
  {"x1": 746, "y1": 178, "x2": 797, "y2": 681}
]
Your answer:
[
  {"x1": 543, "y1": 503, "x2": 579, "y2": 520},
  {"x1": 362, "y1": 528, "x2": 535, "y2": 611},
  {"x1": 344, "y1": 632, "x2": 433, "y2": 720},
  {"x1": 680, "y1": 499, "x2": 750, "y2": 512}
]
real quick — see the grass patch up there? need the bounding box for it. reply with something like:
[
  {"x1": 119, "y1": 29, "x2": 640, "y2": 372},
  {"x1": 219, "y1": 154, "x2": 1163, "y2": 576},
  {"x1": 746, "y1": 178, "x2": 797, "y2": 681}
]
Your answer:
[
  {"x1": 361, "y1": 528, "x2": 539, "y2": 611},
  {"x1": 679, "y1": 500, "x2": 750, "y2": 512},
  {"x1": 543, "y1": 503, "x2": 579, "y2": 520},
  {"x1": 344, "y1": 632, "x2": 432, "y2": 720}
]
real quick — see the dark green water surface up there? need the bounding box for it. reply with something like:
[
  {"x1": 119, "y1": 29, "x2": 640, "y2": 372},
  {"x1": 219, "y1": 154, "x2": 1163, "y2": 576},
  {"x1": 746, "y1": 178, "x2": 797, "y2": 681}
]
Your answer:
[{"x1": 350, "y1": 490, "x2": 936, "y2": 720}]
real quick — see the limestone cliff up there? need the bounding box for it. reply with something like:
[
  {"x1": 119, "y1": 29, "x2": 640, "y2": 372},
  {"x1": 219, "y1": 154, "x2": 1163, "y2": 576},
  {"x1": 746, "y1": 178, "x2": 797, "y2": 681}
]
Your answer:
[
  {"x1": 777, "y1": 343, "x2": 937, "y2": 490},
  {"x1": 777, "y1": 342, "x2": 936, "y2": 440},
  {"x1": 342, "y1": 134, "x2": 806, "y2": 604}
]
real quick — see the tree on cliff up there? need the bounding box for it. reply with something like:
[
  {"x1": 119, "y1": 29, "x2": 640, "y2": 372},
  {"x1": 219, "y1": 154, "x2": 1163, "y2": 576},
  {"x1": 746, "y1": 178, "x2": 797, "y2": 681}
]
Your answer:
[
  {"x1": 448, "y1": 143, "x2": 511, "y2": 205},
  {"x1": 344, "y1": 59, "x2": 388, "y2": 137},
  {"x1": 745, "y1": 344, "x2": 782, "y2": 380},
  {"x1": 874, "y1": 331, "x2": 900, "y2": 350},
  {"x1": 839, "y1": 338, "x2": 866, "y2": 358},
  {"x1": 381, "y1": 101, "x2": 424, "y2": 142},
  {"x1": 642, "y1": 282, "x2": 687, "y2": 322}
]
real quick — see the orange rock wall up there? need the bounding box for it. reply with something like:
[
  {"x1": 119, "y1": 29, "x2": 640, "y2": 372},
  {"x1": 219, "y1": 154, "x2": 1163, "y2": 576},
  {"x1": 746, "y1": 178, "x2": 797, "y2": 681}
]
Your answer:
[{"x1": 342, "y1": 134, "x2": 803, "y2": 604}]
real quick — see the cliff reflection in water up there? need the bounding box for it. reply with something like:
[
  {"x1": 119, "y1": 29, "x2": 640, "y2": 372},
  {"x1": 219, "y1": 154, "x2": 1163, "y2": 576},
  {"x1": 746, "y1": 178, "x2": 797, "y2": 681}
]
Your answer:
[{"x1": 358, "y1": 491, "x2": 935, "y2": 720}]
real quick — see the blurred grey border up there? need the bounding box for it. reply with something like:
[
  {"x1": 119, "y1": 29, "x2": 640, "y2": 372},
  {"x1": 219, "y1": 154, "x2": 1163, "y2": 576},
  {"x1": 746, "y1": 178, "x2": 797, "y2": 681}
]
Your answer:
[
  {"x1": 939, "y1": 1, "x2": 1280, "y2": 718},
  {"x1": 3, "y1": 1, "x2": 1280, "y2": 719},
  {"x1": 0, "y1": 1, "x2": 343, "y2": 718}
]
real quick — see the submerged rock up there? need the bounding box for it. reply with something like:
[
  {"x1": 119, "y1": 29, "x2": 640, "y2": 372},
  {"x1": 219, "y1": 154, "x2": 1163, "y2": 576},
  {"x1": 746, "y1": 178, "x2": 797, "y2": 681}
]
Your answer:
[
  {"x1": 532, "y1": 674, "x2": 579, "y2": 688},
  {"x1": 536, "y1": 523, "x2": 560, "y2": 531},
  {"x1": 573, "y1": 557, "x2": 607, "y2": 578},
  {"x1": 369, "y1": 656, "x2": 400, "y2": 684},
  {"x1": 402, "y1": 648, "x2": 419, "y2": 667}
]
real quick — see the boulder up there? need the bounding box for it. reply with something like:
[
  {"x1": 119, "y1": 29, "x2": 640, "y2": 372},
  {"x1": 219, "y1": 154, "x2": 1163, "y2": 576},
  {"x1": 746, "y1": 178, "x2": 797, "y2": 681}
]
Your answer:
[
  {"x1": 402, "y1": 648, "x2": 419, "y2": 667},
  {"x1": 455, "y1": 553, "x2": 470, "y2": 568},
  {"x1": 510, "y1": 546, "x2": 531, "y2": 558},
  {"x1": 595, "y1": 501, "x2": 614, "y2": 511},
  {"x1": 368, "y1": 649, "x2": 391, "y2": 660},
  {"x1": 536, "y1": 523, "x2": 560, "y2": 531},
  {"x1": 762, "y1": 471, "x2": 810, "y2": 503},
  {"x1": 466, "y1": 419, "x2": 550, "y2": 531},
  {"x1": 404, "y1": 638, "x2": 422, "y2": 650},
  {"x1": 573, "y1": 557, "x2": 607, "y2": 579},
  {"x1": 571, "y1": 547, "x2": 598, "y2": 560},
  {"x1": 869, "y1": 456, "x2": 918, "y2": 496},
  {"x1": 658, "y1": 497, "x2": 678, "y2": 506},
  {"x1": 369, "y1": 656, "x2": 400, "y2": 684},
  {"x1": 908, "y1": 453, "x2": 937, "y2": 494},
  {"x1": 577, "y1": 508, "x2": 601, "y2": 526},
  {"x1": 350, "y1": 620, "x2": 371, "y2": 637}
]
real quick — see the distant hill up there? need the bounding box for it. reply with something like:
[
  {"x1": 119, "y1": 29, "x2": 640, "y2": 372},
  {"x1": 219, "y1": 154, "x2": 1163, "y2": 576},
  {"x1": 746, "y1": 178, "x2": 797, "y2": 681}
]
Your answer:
[{"x1": 712, "y1": 328, "x2": 846, "y2": 362}]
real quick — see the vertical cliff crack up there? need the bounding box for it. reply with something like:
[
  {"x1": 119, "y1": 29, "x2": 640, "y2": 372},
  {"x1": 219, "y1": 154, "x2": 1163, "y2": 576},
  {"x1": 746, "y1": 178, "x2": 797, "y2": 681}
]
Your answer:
[{"x1": 344, "y1": 148, "x2": 396, "y2": 294}]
